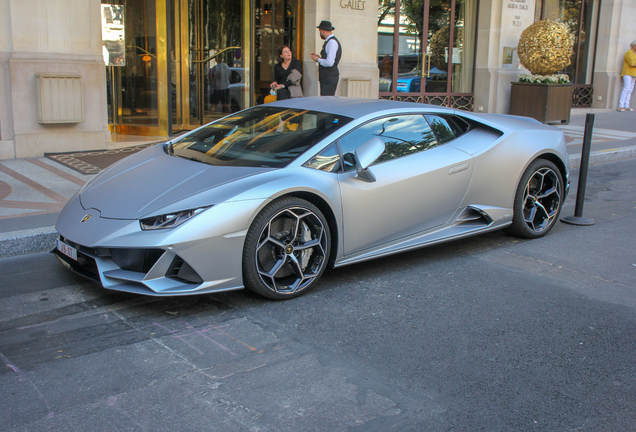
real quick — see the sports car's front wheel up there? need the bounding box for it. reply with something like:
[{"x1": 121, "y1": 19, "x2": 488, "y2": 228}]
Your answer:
[
  {"x1": 242, "y1": 197, "x2": 331, "y2": 300},
  {"x1": 507, "y1": 158, "x2": 564, "y2": 239}
]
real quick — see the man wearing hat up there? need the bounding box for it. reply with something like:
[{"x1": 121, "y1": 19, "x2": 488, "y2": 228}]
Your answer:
[{"x1": 311, "y1": 20, "x2": 342, "y2": 96}]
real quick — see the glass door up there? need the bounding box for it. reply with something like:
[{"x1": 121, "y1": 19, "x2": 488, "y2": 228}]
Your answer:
[
  {"x1": 105, "y1": 0, "x2": 302, "y2": 137},
  {"x1": 105, "y1": 0, "x2": 250, "y2": 137},
  {"x1": 171, "y1": 0, "x2": 250, "y2": 131}
]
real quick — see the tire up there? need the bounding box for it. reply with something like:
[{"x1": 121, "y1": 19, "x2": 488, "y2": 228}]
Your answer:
[
  {"x1": 242, "y1": 197, "x2": 331, "y2": 300},
  {"x1": 507, "y1": 158, "x2": 564, "y2": 239}
]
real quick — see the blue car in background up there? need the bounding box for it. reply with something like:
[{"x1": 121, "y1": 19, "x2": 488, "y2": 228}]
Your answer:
[{"x1": 396, "y1": 67, "x2": 447, "y2": 93}]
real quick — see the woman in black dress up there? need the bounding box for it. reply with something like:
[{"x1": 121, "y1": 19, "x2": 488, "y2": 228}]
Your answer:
[{"x1": 270, "y1": 46, "x2": 302, "y2": 100}]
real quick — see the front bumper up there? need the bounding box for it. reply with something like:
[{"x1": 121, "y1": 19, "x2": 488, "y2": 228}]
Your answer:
[
  {"x1": 54, "y1": 196, "x2": 266, "y2": 296},
  {"x1": 53, "y1": 235, "x2": 241, "y2": 296}
]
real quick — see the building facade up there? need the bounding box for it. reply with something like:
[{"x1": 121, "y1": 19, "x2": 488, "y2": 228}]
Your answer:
[{"x1": 0, "y1": 0, "x2": 634, "y2": 159}]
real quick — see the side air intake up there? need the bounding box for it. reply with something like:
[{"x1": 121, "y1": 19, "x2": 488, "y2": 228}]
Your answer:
[{"x1": 453, "y1": 206, "x2": 493, "y2": 227}]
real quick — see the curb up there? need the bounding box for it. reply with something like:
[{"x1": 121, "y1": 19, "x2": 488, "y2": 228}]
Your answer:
[
  {"x1": 568, "y1": 145, "x2": 636, "y2": 169},
  {"x1": 0, "y1": 227, "x2": 57, "y2": 258}
]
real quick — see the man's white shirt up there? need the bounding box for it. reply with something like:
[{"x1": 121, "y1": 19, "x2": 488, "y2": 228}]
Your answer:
[{"x1": 318, "y1": 35, "x2": 338, "y2": 68}]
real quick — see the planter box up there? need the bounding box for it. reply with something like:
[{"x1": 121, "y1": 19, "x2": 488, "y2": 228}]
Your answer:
[{"x1": 509, "y1": 82, "x2": 573, "y2": 124}]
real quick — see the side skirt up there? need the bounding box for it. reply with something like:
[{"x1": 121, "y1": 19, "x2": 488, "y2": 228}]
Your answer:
[{"x1": 333, "y1": 211, "x2": 511, "y2": 268}]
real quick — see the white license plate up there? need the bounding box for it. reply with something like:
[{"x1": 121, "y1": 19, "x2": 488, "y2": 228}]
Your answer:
[{"x1": 56, "y1": 239, "x2": 78, "y2": 261}]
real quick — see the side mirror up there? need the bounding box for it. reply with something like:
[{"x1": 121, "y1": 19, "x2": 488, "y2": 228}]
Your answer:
[{"x1": 354, "y1": 137, "x2": 385, "y2": 182}]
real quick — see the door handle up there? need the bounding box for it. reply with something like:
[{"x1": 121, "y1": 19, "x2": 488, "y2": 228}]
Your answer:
[{"x1": 449, "y1": 163, "x2": 469, "y2": 175}]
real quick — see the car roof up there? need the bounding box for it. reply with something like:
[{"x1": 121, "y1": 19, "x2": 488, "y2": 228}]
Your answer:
[{"x1": 267, "y1": 97, "x2": 455, "y2": 120}]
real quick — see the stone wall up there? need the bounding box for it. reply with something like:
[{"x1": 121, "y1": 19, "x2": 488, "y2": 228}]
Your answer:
[{"x1": 0, "y1": 0, "x2": 109, "y2": 159}]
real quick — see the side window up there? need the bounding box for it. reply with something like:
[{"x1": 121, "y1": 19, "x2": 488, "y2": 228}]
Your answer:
[
  {"x1": 448, "y1": 115, "x2": 471, "y2": 135},
  {"x1": 424, "y1": 115, "x2": 456, "y2": 144},
  {"x1": 338, "y1": 115, "x2": 438, "y2": 171},
  {"x1": 304, "y1": 143, "x2": 341, "y2": 173}
]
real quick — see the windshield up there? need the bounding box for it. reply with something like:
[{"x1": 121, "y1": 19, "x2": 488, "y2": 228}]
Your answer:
[{"x1": 171, "y1": 106, "x2": 352, "y2": 168}]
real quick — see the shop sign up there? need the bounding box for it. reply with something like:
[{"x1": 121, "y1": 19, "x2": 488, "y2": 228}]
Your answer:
[
  {"x1": 340, "y1": 0, "x2": 365, "y2": 11},
  {"x1": 502, "y1": 0, "x2": 535, "y2": 32}
]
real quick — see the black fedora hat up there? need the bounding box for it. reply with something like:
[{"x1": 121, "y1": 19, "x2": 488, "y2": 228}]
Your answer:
[{"x1": 316, "y1": 20, "x2": 335, "y2": 31}]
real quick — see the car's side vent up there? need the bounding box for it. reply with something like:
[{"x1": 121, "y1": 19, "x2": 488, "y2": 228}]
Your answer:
[
  {"x1": 166, "y1": 257, "x2": 204, "y2": 285},
  {"x1": 453, "y1": 206, "x2": 493, "y2": 227}
]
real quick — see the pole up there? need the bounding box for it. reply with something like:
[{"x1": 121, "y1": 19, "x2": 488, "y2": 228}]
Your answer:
[{"x1": 561, "y1": 113, "x2": 595, "y2": 226}]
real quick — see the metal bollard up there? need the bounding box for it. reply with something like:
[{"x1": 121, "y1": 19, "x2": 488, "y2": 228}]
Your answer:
[{"x1": 561, "y1": 113, "x2": 595, "y2": 226}]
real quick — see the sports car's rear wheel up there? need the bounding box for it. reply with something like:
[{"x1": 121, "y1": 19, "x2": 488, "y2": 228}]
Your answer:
[
  {"x1": 242, "y1": 197, "x2": 331, "y2": 300},
  {"x1": 508, "y1": 159, "x2": 564, "y2": 239}
]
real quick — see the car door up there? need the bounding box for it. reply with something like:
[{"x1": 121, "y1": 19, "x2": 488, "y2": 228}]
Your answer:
[{"x1": 337, "y1": 114, "x2": 473, "y2": 256}]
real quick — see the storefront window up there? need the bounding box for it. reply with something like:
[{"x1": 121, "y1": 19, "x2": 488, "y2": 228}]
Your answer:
[
  {"x1": 451, "y1": 0, "x2": 477, "y2": 93},
  {"x1": 377, "y1": 1, "x2": 396, "y2": 93},
  {"x1": 534, "y1": 0, "x2": 599, "y2": 85},
  {"x1": 398, "y1": 0, "x2": 425, "y2": 94},
  {"x1": 377, "y1": 0, "x2": 477, "y2": 108},
  {"x1": 575, "y1": 0, "x2": 597, "y2": 85},
  {"x1": 426, "y1": 0, "x2": 451, "y2": 94}
]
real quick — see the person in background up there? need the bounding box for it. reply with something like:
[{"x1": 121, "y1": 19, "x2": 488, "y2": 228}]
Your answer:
[
  {"x1": 311, "y1": 20, "x2": 342, "y2": 96},
  {"x1": 209, "y1": 55, "x2": 231, "y2": 113},
  {"x1": 618, "y1": 40, "x2": 636, "y2": 112},
  {"x1": 270, "y1": 45, "x2": 303, "y2": 100}
]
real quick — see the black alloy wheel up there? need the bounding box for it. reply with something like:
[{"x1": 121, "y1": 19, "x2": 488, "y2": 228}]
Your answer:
[
  {"x1": 507, "y1": 158, "x2": 564, "y2": 239},
  {"x1": 242, "y1": 197, "x2": 331, "y2": 300}
]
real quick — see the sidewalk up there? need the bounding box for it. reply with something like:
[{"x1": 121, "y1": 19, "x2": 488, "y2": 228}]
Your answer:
[{"x1": 2, "y1": 108, "x2": 636, "y2": 258}]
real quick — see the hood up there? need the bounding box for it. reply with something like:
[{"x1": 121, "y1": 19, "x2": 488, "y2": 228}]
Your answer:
[{"x1": 79, "y1": 144, "x2": 272, "y2": 219}]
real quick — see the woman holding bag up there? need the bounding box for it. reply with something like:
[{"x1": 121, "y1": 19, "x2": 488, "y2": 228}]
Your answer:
[{"x1": 270, "y1": 46, "x2": 303, "y2": 100}]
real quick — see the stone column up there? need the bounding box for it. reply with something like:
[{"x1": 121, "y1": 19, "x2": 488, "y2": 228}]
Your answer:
[
  {"x1": 474, "y1": 0, "x2": 535, "y2": 114},
  {"x1": 303, "y1": 0, "x2": 379, "y2": 98},
  {"x1": 592, "y1": 0, "x2": 636, "y2": 110}
]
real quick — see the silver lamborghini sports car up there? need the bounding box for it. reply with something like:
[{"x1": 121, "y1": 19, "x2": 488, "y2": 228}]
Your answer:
[{"x1": 54, "y1": 97, "x2": 569, "y2": 299}]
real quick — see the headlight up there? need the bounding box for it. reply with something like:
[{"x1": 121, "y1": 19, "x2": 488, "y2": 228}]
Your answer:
[{"x1": 140, "y1": 206, "x2": 211, "y2": 231}]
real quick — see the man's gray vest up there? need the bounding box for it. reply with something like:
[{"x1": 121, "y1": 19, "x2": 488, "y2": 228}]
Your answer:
[{"x1": 319, "y1": 36, "x2": 342, "y2": 80}]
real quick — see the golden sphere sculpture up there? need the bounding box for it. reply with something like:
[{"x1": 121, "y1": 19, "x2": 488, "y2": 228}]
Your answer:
[{"x1": 518, "y1": 19, "x2": 574, "y2": 75}]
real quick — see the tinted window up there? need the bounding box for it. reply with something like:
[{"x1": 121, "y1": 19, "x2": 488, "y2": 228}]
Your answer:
[
  {"x1": 338, "y1": 114, "x2": 438, "y2": 171},
  {"x1": 171, "y1": 107, "x2": 352, "y2": 168},
  {"x1": 424, "y1": 114, "x2": 473, "y2": 144},
  {"x1": 424, "y1": 115, "x2": 456, "y2": 144},
  {"x1": 304, "y1": 143, "x2": 341, "y2": 172},
  {"x1": 449, "y1": 115, "x2": 471, "y2": 135}
]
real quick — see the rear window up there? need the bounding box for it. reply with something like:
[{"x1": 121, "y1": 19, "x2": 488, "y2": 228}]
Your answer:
[{"x1": 171, "y1": 106, "x2": 352, "y2": 168}]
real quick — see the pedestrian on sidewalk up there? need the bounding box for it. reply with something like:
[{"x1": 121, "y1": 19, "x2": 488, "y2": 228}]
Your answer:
[
  {"x1": 311, "y1": 20, "x2": 342, "y2": 96},
  {"x1": 618, "y1": 40, "x2": 636, "y2": 112}
]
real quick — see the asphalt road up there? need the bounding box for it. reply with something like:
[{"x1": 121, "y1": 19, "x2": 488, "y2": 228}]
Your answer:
[{"x1": 1, "y1": 159, "x2": 635, "y2": 431}]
